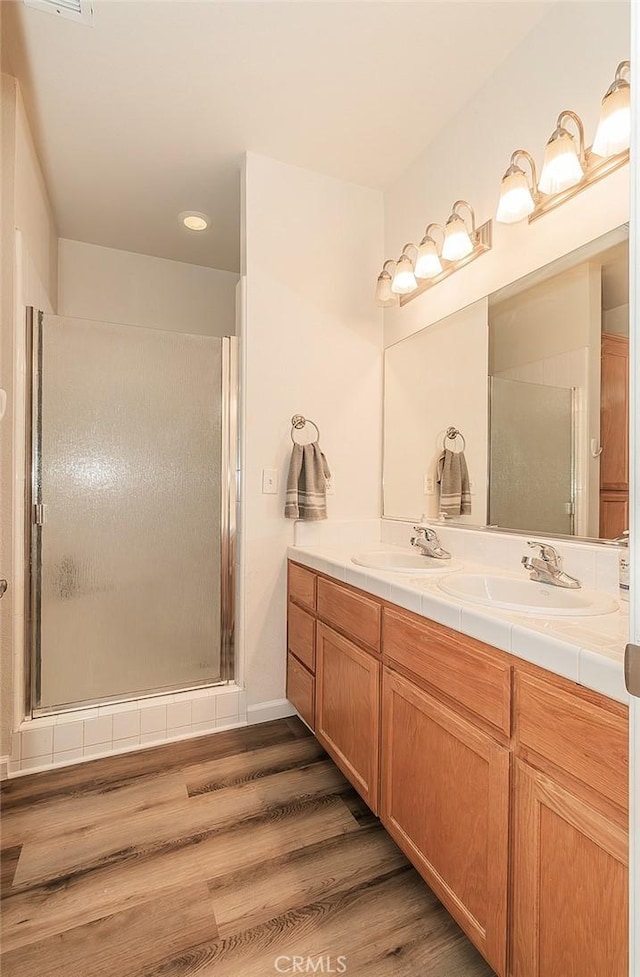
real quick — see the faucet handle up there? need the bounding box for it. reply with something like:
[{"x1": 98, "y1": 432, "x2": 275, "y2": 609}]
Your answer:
[{"x1": 527, "y1": 540, "x2": 561, "y2": 566}]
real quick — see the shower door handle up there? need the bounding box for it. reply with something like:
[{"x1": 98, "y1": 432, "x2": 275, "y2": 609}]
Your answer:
[{"x1": 0, "y1": 580, "x2": 7, "y2": 598}]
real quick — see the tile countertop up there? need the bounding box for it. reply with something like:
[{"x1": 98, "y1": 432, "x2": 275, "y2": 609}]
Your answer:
[{"x1": 287, "y1": 543, "x2": 630, "y2": 706}]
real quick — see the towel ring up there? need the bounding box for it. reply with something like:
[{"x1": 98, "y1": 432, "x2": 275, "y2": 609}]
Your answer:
[
  {"x1": 291, "y1": 414, "x2": 320, "y2": 444},
  {"x1": 444, "y1": 426, "x2": 466, "y2": 452}
]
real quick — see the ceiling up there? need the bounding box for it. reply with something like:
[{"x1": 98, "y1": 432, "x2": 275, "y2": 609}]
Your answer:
[{"x1": 4, "y1": 0, "x2": 550, "y2": 273}]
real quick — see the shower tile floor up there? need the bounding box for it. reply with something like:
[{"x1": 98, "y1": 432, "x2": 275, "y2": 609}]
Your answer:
[{"x1": 1, "y1": 718, "x2": 494, "y2": 977}]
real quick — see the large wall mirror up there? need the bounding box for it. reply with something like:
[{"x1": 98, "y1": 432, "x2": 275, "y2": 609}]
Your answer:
[{"x1": 383, "y1": 225, "x2": 629, "y2": 542}]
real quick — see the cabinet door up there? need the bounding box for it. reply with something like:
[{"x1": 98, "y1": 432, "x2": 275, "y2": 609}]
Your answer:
[
  {"x1": 315, "y1": 623, "x2": 380, "y2": 812},
  {"x1": 600, "y1": 333, "x2": 629, "y2": 492},
  {"x1": 381, "y1": 667, "x2": 509, "y2": 976},
  {"x1": 511, "y1": 759, "x2": 628, "y2": 977}
]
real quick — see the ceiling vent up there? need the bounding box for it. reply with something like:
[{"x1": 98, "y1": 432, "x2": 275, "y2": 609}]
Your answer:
[{"x1": 24, "y1": 0, "x2": 94, "y2": 26}]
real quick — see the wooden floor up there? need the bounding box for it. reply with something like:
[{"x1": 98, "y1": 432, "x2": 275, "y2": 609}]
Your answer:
[{"x1": 1, "y1": 717, "x2": 495, "y2": 977}]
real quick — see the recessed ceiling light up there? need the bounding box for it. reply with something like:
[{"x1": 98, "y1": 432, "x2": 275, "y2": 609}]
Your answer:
[{"x1": 179, "y1": 211, "x2": 209, "y2": 232}]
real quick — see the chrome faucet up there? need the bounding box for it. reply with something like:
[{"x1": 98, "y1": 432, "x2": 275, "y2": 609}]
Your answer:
[
  {"x1": 521, "y1": 541, "x2": 581, "y2": 589},
  {"x1": 410, "y1": 526, "x2": 451, "y2": 560}
]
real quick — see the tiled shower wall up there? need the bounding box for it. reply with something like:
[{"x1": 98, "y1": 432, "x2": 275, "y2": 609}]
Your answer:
[{"x1": 8, "y1": 683, "x2": 247, "y2": 776}]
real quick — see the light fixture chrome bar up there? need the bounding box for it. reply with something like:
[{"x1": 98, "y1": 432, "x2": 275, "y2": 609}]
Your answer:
[
  {"x1": 528, "y1": 146, "x2": 629, "y2": 222},
  {"x1": 399, "y1": 219, "x2": 493, "y2": 307}
]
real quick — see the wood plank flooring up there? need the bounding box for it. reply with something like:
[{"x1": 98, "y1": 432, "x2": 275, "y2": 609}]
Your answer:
[{"x1": 1, "y1": 717, "x2": 495, "y2": 977}]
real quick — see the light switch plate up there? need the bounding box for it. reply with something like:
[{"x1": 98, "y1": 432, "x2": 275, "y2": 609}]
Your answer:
[
  {"x1": 424, "y1": 474, "x2": 435, "y2": 495},
  {"x1": 262, "y1": 469, "x2": 278, "y2": 494}
]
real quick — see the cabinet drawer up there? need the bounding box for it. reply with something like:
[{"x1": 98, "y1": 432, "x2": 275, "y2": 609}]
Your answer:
[
  {"x1": 288, "y1": 562, "x2": 317, "y2": 612},
  {"x1": 286, "y1": 652, "x2": 315, "y2": 730},
  {"x1": 383, "y1": 606, "x2": 511, "y2": 737},
  {"x1": 288, "y1": 601, "x2": 316, "y2": 673},
  {"x1": 317, "y1": 578, "x2": 381, "y2": 653},
  {"x1": 514, "y1": 670, "x2": 628, "y2": 814}
]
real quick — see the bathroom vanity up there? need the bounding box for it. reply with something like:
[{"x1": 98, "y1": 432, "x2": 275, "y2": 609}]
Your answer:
[{"x1": 285, "y1": 555, "x2": 628, "y2": 977}]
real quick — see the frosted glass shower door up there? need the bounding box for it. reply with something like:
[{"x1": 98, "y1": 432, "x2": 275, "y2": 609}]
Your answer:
[
  {"x1": 31, "y1": 313, "x2": 233, "y2": 712},
  {"x1": 489, "y1": 377, "x2": 575, "y2": 535}
]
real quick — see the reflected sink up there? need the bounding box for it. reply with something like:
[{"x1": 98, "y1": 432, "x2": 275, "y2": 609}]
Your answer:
[
  {"x1": 438, "y1": 573, "x2": 618, "y2": 616},
  {"x1": 352, "y1": 550, "x2": 460, "y2": 575}
]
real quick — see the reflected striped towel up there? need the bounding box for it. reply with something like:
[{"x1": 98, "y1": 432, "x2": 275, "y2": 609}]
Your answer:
[
  {"x1": 437, "y1": 448, "x2": 471, "y2": 517},
  {"x1": 285, "y1": 442, "x2": 331, "y2": 521}
]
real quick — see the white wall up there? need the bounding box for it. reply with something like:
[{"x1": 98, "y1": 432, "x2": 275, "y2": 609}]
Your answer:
[
  {"x1": 384, "y1": 299, "x2": 488, "y2": 523},
  {"x1": 241, "y1": 152, "x2": 383, "y2": 716},
  {"x1": 1, "y1": 74, "x2": 58, "y2": 758},
  {"x1": 384, "y1": 1, "x2": 630, "y2": 348},
  {"x1": 58, "y1": 239, "x2": 238, "y2": 336}
]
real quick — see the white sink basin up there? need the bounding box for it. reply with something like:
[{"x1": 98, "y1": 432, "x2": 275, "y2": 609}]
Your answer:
[
  {"x1": 352, "y1": 550, "x2": 460, "y2": 574},
  {"x1": 438, "y1": 573, "x2": 618, "y2": 617}
]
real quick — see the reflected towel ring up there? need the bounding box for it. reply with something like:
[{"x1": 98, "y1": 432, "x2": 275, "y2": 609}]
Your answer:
[
  {"x1": 444, "y1": 426, "x2": 466, "y2": 452},
  {"x1": 291, "y1": 414, "x2": 320, "y2": 444}
]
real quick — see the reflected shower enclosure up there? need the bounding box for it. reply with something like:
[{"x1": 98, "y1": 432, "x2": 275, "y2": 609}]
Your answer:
[
  {"x1": 489, "y1": 377, "x2": 575, "y2": 535},
  {"x1": 27, "y1": 311, "x2": 236, "y2": 715}
]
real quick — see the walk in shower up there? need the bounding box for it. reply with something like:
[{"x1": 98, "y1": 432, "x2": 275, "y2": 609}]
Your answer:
[{"x1": 26, "y1": 310, "x2": 236, "y2": 716}]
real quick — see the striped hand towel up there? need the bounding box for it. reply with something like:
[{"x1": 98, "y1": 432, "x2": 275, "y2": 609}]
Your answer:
[
  {"x1": 437, "y1": 448, "x2": 471, "y2": 517},
  {"x1": 285, "y1": 442, "x2": 331, "y2": 521}
]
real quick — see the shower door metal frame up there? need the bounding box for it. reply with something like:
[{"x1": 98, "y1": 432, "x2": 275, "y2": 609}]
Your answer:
[{"x1": 26, "y1": 310, "x2": 238, "y2": 716}]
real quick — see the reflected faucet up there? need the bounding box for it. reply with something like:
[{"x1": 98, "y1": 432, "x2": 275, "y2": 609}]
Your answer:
[
  {"x1": 410, "y1": 526, "x2": 451, "y2": 560},
  {"x1": 521, "y1": 541, "x2": 581, "y2": 589}
]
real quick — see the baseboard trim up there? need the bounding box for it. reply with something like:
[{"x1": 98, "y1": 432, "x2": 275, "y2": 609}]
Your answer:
[
  {"x1": 0, "y1": 755, "x2": 9, "y2": 781},
  {"x1": 247, "y1": 699, "x2": 297, "y2": 725}
]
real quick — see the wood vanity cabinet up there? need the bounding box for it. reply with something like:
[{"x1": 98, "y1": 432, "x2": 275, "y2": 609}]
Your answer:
[
  {"x1": 381, "y1": 667, "x2": 510, "y2": 975},
  {"x1": 510, "y1": 670, "x2": 629, "y2": 977},
  {"x1": 285, "y1": 561, "x2": 629, "y2": 977}
]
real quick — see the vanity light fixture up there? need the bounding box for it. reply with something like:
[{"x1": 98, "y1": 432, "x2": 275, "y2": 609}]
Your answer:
[
  {"x1": 375, "y1": 260, "x2": 399, "y2": 307},
  {"x1": 391, "y1": 245, "x2": 418, "y2": 295},
  {"x1": 538, "y1": 111, "x2": 585, "y2": 195},
  {"x1": 441, "y1": 201, "x2": 476, "y2": 261},
  {"x1": 375, "y1": 201, "x2": 492, "y2": 308},
  {"x1": 496, "y1": 61, "x2": 630, "y2": 225},
  {"x1": 414, "y1": 223, "x2": 444, "y2": 279},
  {"x1": 496, "y1": 151, "x2": 538, "y2": 224},
  {"x1": 592, "y1": 60, "x2": 631, "y2": 157}
]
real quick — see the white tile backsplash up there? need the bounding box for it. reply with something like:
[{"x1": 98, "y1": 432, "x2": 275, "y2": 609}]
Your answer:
[
  {"x1": 294, "y1": 519, "x2": 380, "y2": 548},
  {"x1": 380, "y1": 519, "x2": 621, "y2": 596}
]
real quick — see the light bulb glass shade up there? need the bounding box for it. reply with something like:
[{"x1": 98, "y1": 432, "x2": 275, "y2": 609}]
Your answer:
[
  {"x1": 592, "y1": 84, "x2": 631, "y2": 157},
  {"x1": 496, "y1": 168, "x2": 535, "y2": 224},
  {"x1": 441, "y1": 215, "x2": 474, "y2": 261},
  {"x1": 414, "y1": 237, "x2": 443, "y2": 279},
  {"x1": 375, "y1": 270, "x2": 396, "y2": 307},
  {"x1": 391, "y1": 254, "x2": 418, "y2": 295},
  {"x1": 538, "y1": 129, "x2": 584, "y2": 195}
]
